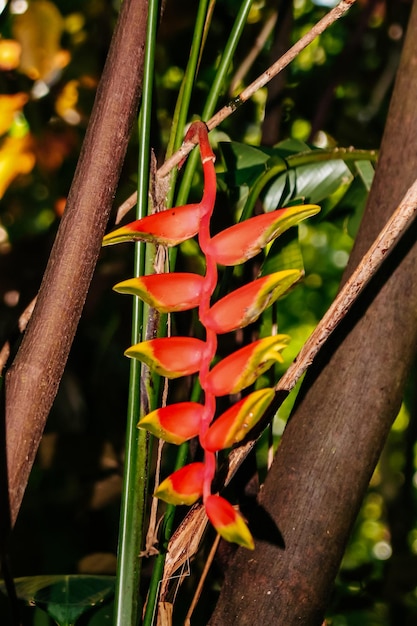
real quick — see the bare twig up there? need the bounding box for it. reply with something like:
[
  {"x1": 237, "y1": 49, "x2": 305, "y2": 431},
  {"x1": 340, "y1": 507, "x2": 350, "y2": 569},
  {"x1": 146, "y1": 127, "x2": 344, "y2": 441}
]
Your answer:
[
  {"x1": 184, "y1": 534, "x2": 221, "y2": 625},
  {"x1": 161, "y1": 172, "x2": 417, "y2": 586},
  {"x1": 116, "y1": 0, "x2": 357, "y2": 219}
]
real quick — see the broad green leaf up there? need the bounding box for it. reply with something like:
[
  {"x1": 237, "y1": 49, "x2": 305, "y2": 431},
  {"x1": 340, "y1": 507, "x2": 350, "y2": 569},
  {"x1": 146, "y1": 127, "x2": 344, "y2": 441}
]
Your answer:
[
  {"x1": 262, "y1": 171, "x2": 292, "y2": 211},
  {"x1": 219, "y1": 141, "x2": 272, "y2": 187},
  {"x1": 0, "y1": 575, "x2": 115, "y2": 626},
  {"x1": 272, "y1": 137, "x2": 312, "y2": 157},
  {"x1": 294, "y1": 159, "x2": 353, "y2": 204}
]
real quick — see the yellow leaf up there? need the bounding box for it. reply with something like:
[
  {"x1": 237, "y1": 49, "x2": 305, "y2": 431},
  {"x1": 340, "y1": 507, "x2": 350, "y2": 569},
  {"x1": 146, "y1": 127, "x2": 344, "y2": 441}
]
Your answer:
[
  {"x1": 0, "y1": 135, "x2": 35, "y2": 198},
  {"x1": 12, "y1": 0, "x2": 69, "y2": 82},
  {"x1": 0, "y1": 93, "x2": 28, "y2": 136},
  {"x1": 0, "y1": 39, "x2": 22, "y2": 70}
]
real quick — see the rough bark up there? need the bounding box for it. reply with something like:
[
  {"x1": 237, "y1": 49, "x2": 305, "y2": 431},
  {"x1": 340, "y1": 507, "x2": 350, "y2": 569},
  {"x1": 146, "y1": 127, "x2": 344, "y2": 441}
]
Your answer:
[
  {"x1": 4, "y1": 0, "x2": 148, "y2": 528},
  {"x1": 209, "y1": 1, "x2": 417, "y2": 624}
]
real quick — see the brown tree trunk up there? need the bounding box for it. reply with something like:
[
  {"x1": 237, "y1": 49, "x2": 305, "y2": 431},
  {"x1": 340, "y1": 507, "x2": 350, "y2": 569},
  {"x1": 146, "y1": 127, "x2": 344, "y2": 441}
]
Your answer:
[
  {"x1": 4, "y1": 0, "x2": 148, "y2": 528},
  {"x1": 209, "y1": 1, "x2": 417, "y2": 624}
]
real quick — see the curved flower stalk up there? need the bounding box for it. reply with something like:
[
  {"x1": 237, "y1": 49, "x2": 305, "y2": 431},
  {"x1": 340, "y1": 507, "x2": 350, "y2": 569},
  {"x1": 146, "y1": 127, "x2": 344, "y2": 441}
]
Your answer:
[{"x1": 104, "y1": 121, "x2": 320, "y2": 548}]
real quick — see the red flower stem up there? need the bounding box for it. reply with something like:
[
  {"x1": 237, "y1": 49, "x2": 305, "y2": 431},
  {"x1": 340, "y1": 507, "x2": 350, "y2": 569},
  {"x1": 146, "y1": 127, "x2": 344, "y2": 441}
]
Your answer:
[{"x1": 190, "y1": 122, "x2": 219, "y2": 503}]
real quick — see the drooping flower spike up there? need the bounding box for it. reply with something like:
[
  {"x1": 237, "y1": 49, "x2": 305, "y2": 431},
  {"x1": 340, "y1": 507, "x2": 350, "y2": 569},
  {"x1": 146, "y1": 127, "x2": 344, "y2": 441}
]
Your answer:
[{"x1": 104, "y1": 121, "x2": 320, "y2": 549}]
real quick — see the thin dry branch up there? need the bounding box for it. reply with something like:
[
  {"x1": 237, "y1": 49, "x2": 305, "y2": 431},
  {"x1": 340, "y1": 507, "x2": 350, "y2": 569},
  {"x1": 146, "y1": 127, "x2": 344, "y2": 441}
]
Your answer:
[
  {"x1": 116, "y1": 0, "x2": 357, "y2": 221},
  {"x1": 160, "y1": 172, "x2": 417, "y2": 591}
]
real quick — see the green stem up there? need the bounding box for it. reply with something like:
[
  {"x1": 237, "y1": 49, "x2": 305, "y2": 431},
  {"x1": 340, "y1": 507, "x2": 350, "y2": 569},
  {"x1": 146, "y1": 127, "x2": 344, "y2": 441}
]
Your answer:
[
  {"x1": 165, "y1": 0, "x2": 212, "y2": 209},
  {"x1": 176, "y1": 0, "x2": 255, "y2": 207},
  {"x1": 141, "y1": 444, "x2": 189, "y2": 626},
  {"x1": 113, "y1": 0, "x2": 159, "y2": 623}
]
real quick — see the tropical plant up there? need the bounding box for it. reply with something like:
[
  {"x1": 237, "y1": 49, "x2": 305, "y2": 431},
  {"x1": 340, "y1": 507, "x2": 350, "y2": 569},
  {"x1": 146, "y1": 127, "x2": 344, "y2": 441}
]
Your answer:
[
  {"x1": 103, "y1": 119, "x2": 320, "y2": 550},
  {"x1": 2, "y1": 0, "x2": 410, "y2": 624}
]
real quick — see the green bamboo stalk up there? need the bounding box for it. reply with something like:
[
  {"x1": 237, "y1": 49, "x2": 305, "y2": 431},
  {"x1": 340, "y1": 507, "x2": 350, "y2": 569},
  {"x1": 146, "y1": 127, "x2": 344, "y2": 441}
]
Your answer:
[
  {"x1": 176, "y1": 0, "x2": 255, "y2": 207},
  {"x1": 141, "y1": 444, "x2": 189, "y2": 626},
  {"x1": 165, "y1": 0, "x2": 213, "y2": 210},
  {"x1": 113, "y1": 0, "x2": 160, "y2": 623}
]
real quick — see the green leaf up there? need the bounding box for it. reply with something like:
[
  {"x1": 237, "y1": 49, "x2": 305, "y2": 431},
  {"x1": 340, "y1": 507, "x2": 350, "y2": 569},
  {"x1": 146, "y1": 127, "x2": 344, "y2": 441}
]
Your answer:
[
  {"x1": 262, "y1": 229, "x2": 305, "y2": 276},
  {"x1": 355, "y1": 159, "x2": 375, "y2": 192},
  {"x1": 0, "y1": 575, "x2": 115, "y2": 626},
  {"x1": 272, "y1": 137, "x2": 312, "y2": 157},
  {"x1": 262, "y1": 170, "x2": 295, "y2": 211},
  {"x1": 219, "y1": 141, "x2": 271, "y2": 187},
  {"x1": 293, "y1": 159, "x2": 354, "y2": 204}
]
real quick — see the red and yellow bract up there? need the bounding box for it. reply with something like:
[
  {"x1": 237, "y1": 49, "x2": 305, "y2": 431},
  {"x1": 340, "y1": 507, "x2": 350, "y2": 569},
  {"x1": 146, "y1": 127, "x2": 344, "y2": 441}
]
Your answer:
[{"x1": 104, "y1": 121, "x2": 319, "y2": 548}]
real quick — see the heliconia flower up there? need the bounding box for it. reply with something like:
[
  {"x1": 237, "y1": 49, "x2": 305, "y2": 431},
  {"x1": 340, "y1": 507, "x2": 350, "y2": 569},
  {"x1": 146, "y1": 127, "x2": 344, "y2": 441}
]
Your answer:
[
  {"x1": 138, "y1": 402, "x2": 204, "y2": 444},
  {"x1": 204, "y1": 270, "x2": 302, "y2": 333},
  {"x1": 205, "y1": 335, "x2": 290, "y2": 396},
  {"x1": 205, "y1": 495, "x2": 254, "y2": 550},
  {"x1": 114, "y1": 272, "x2": 205, "y2": 312},
  {"x1": 155, "y1": 462, "x2": 205, "y2": 506},
  {"x1": 203, "y1": 388, "x2": 275, "y2": 452},
  {"x1": 102, "y1": 203, "x2": 203, "y2": 247},
  {"x1": 207, "y1": 204, "x2": 320, "y2": 266},
  {"x1": 125, "y1": 337, "x2": 206, "y2": 378}
]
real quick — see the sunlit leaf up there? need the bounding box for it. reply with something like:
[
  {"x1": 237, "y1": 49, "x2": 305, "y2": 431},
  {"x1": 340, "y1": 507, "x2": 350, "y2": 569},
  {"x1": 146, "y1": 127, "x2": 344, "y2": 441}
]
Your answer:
[
  {"x1": 55, "y1": 80, "x2": 81, "y2": 124},
  {"x1": 0, "y1": 93, "x2": 28, "y2": 136},
  {"x1": 355, "y1": 159, "x2": 375, "y2": 192},
  {"x1": 293, "y1": 159, "x2": 353, "y2": 205},
  {"x1": 0, "y1": 135, "x2": 35, "y2": 198},
  {"x1": 0, "y1": 39, "x2": 21, "y2": 70},
  {"x1": 12, "y1": 0, "x2": 69, "y2": 82}
]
